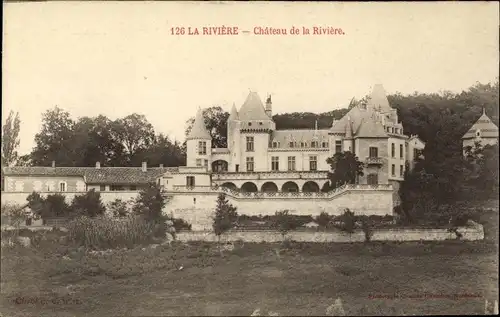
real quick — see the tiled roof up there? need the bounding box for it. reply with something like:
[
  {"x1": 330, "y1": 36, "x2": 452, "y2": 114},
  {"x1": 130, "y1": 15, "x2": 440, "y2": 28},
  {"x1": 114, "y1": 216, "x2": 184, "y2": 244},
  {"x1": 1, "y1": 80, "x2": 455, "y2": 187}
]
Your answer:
[
  {"x1": 329, "y1": 106, "x2": 371, "y2": 134},
  {"x1": 367, "y1": 84, "x2": 392, "y2": 112},
  {"x1": 271, "y1": 129, "x2": 330, "y2": 148},
  {"x1": 238, "y1": 92, "x2": 272, "y2": 121},
  {"x1": 187, "y1": 108, "x2": 211, "y2": 140},
  {"x1": 356, "y1": 118, "x2": 388, "y2": 138},
  {"x1": 2, "y1": 166, "x2": 177, "y2": 184},
  {"x1": 462, "y1": 111, "x2": 499, "y2": 139}
]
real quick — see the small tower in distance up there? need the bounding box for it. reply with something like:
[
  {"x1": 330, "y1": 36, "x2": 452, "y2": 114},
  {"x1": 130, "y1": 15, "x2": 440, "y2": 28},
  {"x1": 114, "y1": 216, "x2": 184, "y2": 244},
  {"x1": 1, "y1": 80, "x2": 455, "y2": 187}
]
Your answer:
[
  {"x1": 186, "y1": 107, "x2": 212, "y2": 169},
  {"x1": 265, "y1": 94, "x2": 273, "y2": 118}
]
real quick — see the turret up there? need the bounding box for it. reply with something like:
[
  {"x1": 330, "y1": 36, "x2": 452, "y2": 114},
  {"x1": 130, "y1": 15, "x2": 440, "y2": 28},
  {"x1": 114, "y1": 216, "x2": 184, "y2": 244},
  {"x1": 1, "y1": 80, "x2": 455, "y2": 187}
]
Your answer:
[
  {"x1": 343, "y1": 116, "x2": 354, "y2": 152},
  {"x1": 186, "y1": 108, "x2": 212, "y2": 169},
  {"x1": 265, "y1": 95, "x2": 273, "y2": 118},
  {"x1": 227, "y1": 103, "x2": 240, "y2": 152}
]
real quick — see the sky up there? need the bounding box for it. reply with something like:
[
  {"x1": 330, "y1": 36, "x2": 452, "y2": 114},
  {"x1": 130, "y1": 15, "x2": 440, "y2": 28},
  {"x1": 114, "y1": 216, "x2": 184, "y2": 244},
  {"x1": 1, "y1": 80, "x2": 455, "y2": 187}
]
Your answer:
[{"x1": 2, "y1": 2, "x2": 499, "y2": 155}]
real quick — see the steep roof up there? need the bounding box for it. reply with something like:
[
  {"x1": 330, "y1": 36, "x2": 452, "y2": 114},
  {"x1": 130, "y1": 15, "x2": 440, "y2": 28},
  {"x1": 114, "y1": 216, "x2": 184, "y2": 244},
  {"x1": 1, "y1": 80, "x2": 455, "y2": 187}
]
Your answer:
[
  {"x1": 462, "y1": 110, "x2": 499, "y2": 139},
  {"x1": 187, "y1": 108, "x2": 211, "y2": 140},
  {"x1": 329, "y1": 106, "x2": 371, "y2": 134},
  {"x1": 366, "y1": 84, "x2": 391, "y2": 112},
  {"x1": 228, "y1": 103, "x2": 239, "y2": 121},
  {"x1": 271, "y1": 129, "x2": 330, "y2": 148},
  {"x1": 2, "y1": 166, "x2": 177, "y2": 184},
  {"x1": 238, "y1": 92, "x2": 272, "y2": 121},
  {"x1": 356, "y1": 118, "x2": 388, "y2": 138}
]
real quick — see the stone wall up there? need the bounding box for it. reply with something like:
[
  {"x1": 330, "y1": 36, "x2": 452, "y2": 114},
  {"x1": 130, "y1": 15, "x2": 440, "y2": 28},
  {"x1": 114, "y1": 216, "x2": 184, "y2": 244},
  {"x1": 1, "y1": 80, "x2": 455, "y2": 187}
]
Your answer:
[{"x1": 176, "y1": 226, "x2": 484, "y2": 243}]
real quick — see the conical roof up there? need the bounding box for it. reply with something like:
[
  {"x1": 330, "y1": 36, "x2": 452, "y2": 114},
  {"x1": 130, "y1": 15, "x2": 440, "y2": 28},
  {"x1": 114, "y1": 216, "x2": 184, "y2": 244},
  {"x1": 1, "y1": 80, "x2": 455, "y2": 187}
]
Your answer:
[
  {"x1": 366, "y1": 84, "x2": 391, "y2": 111},
  {"x1": 228, "y1": 103, "x2": 239, "y2": 121},
  {"x1": 462, "y1": 109, "x2": 499, "y2": 139},
  {"x1": 187, "y1": 108, "x2": 211, "y2": 140},
  {"x1": 238, "y1": 92, "x2": 272, "y2": 121}
]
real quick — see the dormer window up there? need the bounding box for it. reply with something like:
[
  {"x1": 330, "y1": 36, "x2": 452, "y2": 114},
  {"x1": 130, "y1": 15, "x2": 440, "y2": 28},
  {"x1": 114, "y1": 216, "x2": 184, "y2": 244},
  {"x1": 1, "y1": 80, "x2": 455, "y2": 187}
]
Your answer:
[
  {"x1": 311, "y1": 141, "x2": 317, "y2": 148},
  {"x1": 289, "y1": 141, "x2": 295, "y2": 148},
  {"x1": 322, "y1": 142, "x2": 328, "y2": 148},
  {"x1": 259, "y1": 122, "x2": 263, "y2": 125},
  {"x1": 248, "y1": 122, "x2": 252, "y2": 126},
  {"x1": 272, "y1": 141, "x2": 278, "y2": 148}
]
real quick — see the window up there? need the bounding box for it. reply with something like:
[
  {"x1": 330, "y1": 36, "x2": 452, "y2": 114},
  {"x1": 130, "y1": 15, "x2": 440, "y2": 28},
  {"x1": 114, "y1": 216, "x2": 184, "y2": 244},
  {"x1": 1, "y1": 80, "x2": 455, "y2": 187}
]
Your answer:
[
  {"x1": 287, "y1": 156, "x2": 296, "y2": 171},
  {"x1": 271, "y1": 156, "x2": 279, "y2": 171},
  {"x1": 99, "y1": 185, "x2": 106, "y2": 191},
  {"x1": 413, "y1": 148, "x2": 420, "y2": 159},
  {"x1": 196, "y1": 159, "x2": 202, "y2": 167},
  {"x1": 322, "y1": 142, "x2": 328, "y2": 148},
  {"x1": 59, "y1": 182, "x2": 67, "y2": 192},
  {"x1": 391, "y1": 143, "x2": 395, "y2": 158},
  {"x1": 111, "y1": 185, "x2": 124, "y2": 191},
  {"x1": 186, "y1": 176, "x2": 195, "y2": 187},
  {"x1": 248, "y1": 122, "x2": 252, "y2": 126},
  {"x1": 309, "y1": 156, "x2": 317, "y2": 171},
  {"x1": 246, "y1": 157, "x2": 254, "y2": 172},
  {"x1": 130, "y1": 185, "x2": 137, "y2": 191},
  {"x1": 311, "y1": 141, "x2": 317, "y2": 148},
  {"x1": 400, "y1": 165, "x2": 404, "y2": 177},
  {"x1": 400, "y1": 144, "x2": 404, "y2": 159},
  {"x1": 204, "y1": 159, "x2": 208, "y2": 168},
  {"x1": 369, "y1": 147, "x2": 378, "y2": 158},
  {"x1": 335, "y1": 140, "x2": 342, "y2": 153},
  {"x1": 289, "y1": 141, "x2": 295, "y2": 148},
  {"x1": 246, "y1": 136, "x2": 254, "y2": 152},
  {"x1": 300, "y1": 142, "x2": 305, "y2": 148},
  {"x1": 272, "y1": 141, "x2": 278, "y2": 148},
  {"x1": 198, "y1": 141, "x2": 207, "y2": 155},
  {"x1": 235, "y1": 164, "x2": 239, "y2": 172},
  {"x1": 391, "y1": 164, "x2": 396, "y2": 176},
  {"x1": 367, "y1": 174, "x2": 378, "y2": 185}
]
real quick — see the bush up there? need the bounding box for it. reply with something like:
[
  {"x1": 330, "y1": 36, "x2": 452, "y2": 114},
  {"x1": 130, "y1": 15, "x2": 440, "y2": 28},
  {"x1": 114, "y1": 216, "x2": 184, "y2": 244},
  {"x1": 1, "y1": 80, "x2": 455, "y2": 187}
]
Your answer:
[
  {"x1": 272, "y1": 210, "x2": 299, "y2": 238},
  {"x1": 44, "y1": 193, "x2": 70, "y2": 217},
  {"x1": 336, "y1": 208, "x2": 356, "y2": 233},
  {"x1": 172, "y1": 218, "x2": 192, "y2": 231},
  {"x1": 1, "y1": 203, "x2": 26, "y2": 228},
  {"x1": 107, "y1": 199, "x2": 130, "y2": 218},
  {"x1": 316, "y1": 212, "x2": 333, "y2": 228},
  {"x1": 212, "y1": 193, "x2": 238, "y2": 242},
  {"x1": 359, "y1": 216, "x2": 374, "y2": 242},
  {"x1": 71, "y1": 189, "x2": 106, "y2": 217},
  {"x1": 133, "y1": 183, "x2": 169, "y2": 222},
  {"x1": 66, "y1": 215, "x2": 159, "y2": 249}
]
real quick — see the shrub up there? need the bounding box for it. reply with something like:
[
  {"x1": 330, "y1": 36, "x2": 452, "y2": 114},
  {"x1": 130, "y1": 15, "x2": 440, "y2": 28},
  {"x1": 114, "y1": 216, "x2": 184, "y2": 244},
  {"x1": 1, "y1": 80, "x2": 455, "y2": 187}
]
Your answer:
[
  {"x1": 272, "y1": 210, "x2": 299, "y2": 238},
  {"x1": 316, "y1": 212, "x2": 333, "y2": 228},
  {"x1": 71, "y1": 189, "x2": 106, "y2": 217},
  {"x1": 212, "y1": 193, "x2": 238, "y2": 242},
  {"x1": 133, "y1": 183, "x2": 169, "y2": 222},
  {"x1": 107, "y1": 198, "x2": 130, "y2": 218},
  {"x1": 66, "y1": 215, "x2": 158, "y2": 249},
  {"x1": 1, "y1": 203, "x2": 26, "y2": 228},
  {"x1": 26, "y1": 192, "x2": 45, "y2": 218},
  {"x1": 172, "y1": 218, "x2": 192, "y2": 231},
  {"x1": 44, "y1": 193, "x2": 70, "y2": 217},
  {"x1": 337, "y1": 208, "x2": 356, "y2": 233},
  {"x1": 359, "y1": 216, "x2": 374, "y2": 242}
]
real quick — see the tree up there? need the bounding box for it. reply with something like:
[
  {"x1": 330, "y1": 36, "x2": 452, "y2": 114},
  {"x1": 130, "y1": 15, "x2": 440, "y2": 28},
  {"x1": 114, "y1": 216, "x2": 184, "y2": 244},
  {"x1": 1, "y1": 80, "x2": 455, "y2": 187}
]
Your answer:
[
  {"x1": 326, "y1": 152, "x2": 364, "y2": 189},
  {"x1": 71, "y1": 189, "x2": 106, "y2": 217},
  {"x1": 112, "y1": 114, "x2": 156, "y2": 159},
  {"x1": 26, "y1": 192, "x2": 45, "y2": 219},
  {"x1": 1, "y1": 110, "x2": 21, "y2": 167},
  {"x1": 315, "y1": 211, "x2": 332, "y2": 229},
  {"x1": 359, "y1": 216, "x2": 373, "y2": 242},
  {"x1": 131, "y1": 133, "x2": 185, "y2": 167},
  {"x1": 212, "y1": 193, "x2": 238, "y2": 243},
  {"x1": 272, "y1": 210, "x2": 299, "y2": 239},
  {"x1": 44, "y1": 194, "x2": 70, "y2": 218},
  {"x1": 337, "y1": 208, "x2": 356, "y2": 234},
  {"x1": 107, "y1": 199, "x2": 130, "y2": 218},
  {"x1": 30, "y1": 107, "x2": 75, "y2": 166},
  {"x1": 185, "y1": 106, "x2": 229, "y2": 148},
  {"x1": 133, "y1": 182, "x2": 169, "y2": 222}
]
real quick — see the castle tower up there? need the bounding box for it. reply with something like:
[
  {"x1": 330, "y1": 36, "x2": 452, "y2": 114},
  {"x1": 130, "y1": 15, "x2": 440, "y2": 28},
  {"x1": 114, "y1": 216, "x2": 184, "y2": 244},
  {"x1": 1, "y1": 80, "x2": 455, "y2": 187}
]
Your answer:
[
  {"x1": 186, "y1": 108, "x2": 212, "y2": 170},
  {"x1": 343, "y1": 116, "x2": 354, "y2": 152},
  {"x1": 227, "y1": 103, "x2": 241, "y2": 171}
]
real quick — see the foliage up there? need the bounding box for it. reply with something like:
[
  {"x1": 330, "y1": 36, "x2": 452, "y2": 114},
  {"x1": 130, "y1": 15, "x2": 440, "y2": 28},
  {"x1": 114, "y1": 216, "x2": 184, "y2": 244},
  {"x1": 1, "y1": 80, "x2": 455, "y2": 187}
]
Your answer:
[
  {"x1": 107, "y1": 199, "x2": 131, "y2": 218},
  {"x1": 1, "y1": 110, "x2": 21, "y2": 167},
  {"x1": 326, "y1": 152, "x2": 364, "y2": 189},
  {"x1": 66, "y1": 215, "x2": 158, "y2": 249},
  {"x1": 172, "y1": 218, "x2": 192, "y2": 231},
  {"x1": 71, "y1": 189, "x2": 106, "y2": 217},
  {"x1": 44, "y1": 193, "x2": 71, "y2": 218},
  {"x1": 212, "y1": 193, "x2": 238, "y2": 241},
  {"x1": 336, "y1": 209, "x2": 356, "y2": 234},
  {"x1": 315, "y1": 212, "x2": 333, "y2": 229},
  {"x1": 272, "y1": 210, "x2": 299, "y2": 238},
  {"x1": 132, "y1": 182, "x2": 169, "y2": 223},
  {"x1": 359, "y1": 216, "x2": 374, "y2": 242},
  {"x1": 185, "y1": 106, "x2": 230, "y2": 148},
  {"x1": 26, "y1": 192, "x2": 46, "y2": 219},
  {"x1": 1, "y1": 203, "x2": 26, "y2": 228}
]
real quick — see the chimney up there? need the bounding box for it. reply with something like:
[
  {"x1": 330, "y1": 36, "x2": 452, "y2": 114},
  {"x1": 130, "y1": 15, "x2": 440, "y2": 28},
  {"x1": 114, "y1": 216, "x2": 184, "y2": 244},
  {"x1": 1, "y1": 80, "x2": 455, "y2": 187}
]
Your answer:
[
  {"x1": 159, "y1": 164, "x2": 164, "y2": 168},
  {"x1": 96, "y1": 161, "x2": 101, "y2": 169},
  {"x1": 142, "y1": 161, "x2": 147, "y2": 172},
  {"x1": 51, "y1": 161, "x2": 56, "y2": 168}
]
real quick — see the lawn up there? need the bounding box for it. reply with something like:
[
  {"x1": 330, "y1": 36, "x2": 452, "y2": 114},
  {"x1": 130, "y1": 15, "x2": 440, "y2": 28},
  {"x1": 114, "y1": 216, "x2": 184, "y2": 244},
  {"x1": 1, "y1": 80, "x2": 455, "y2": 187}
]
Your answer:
[{"x1": 1, "y1": 235, "x2": 498, "y2": 316}]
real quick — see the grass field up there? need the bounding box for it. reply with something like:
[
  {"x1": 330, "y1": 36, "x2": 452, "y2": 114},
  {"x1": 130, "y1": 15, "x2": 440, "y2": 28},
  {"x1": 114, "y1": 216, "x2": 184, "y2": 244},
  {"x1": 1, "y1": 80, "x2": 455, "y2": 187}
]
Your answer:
[{"x1": 0, "y1": 210, "x2": 498, "y2": 316}]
